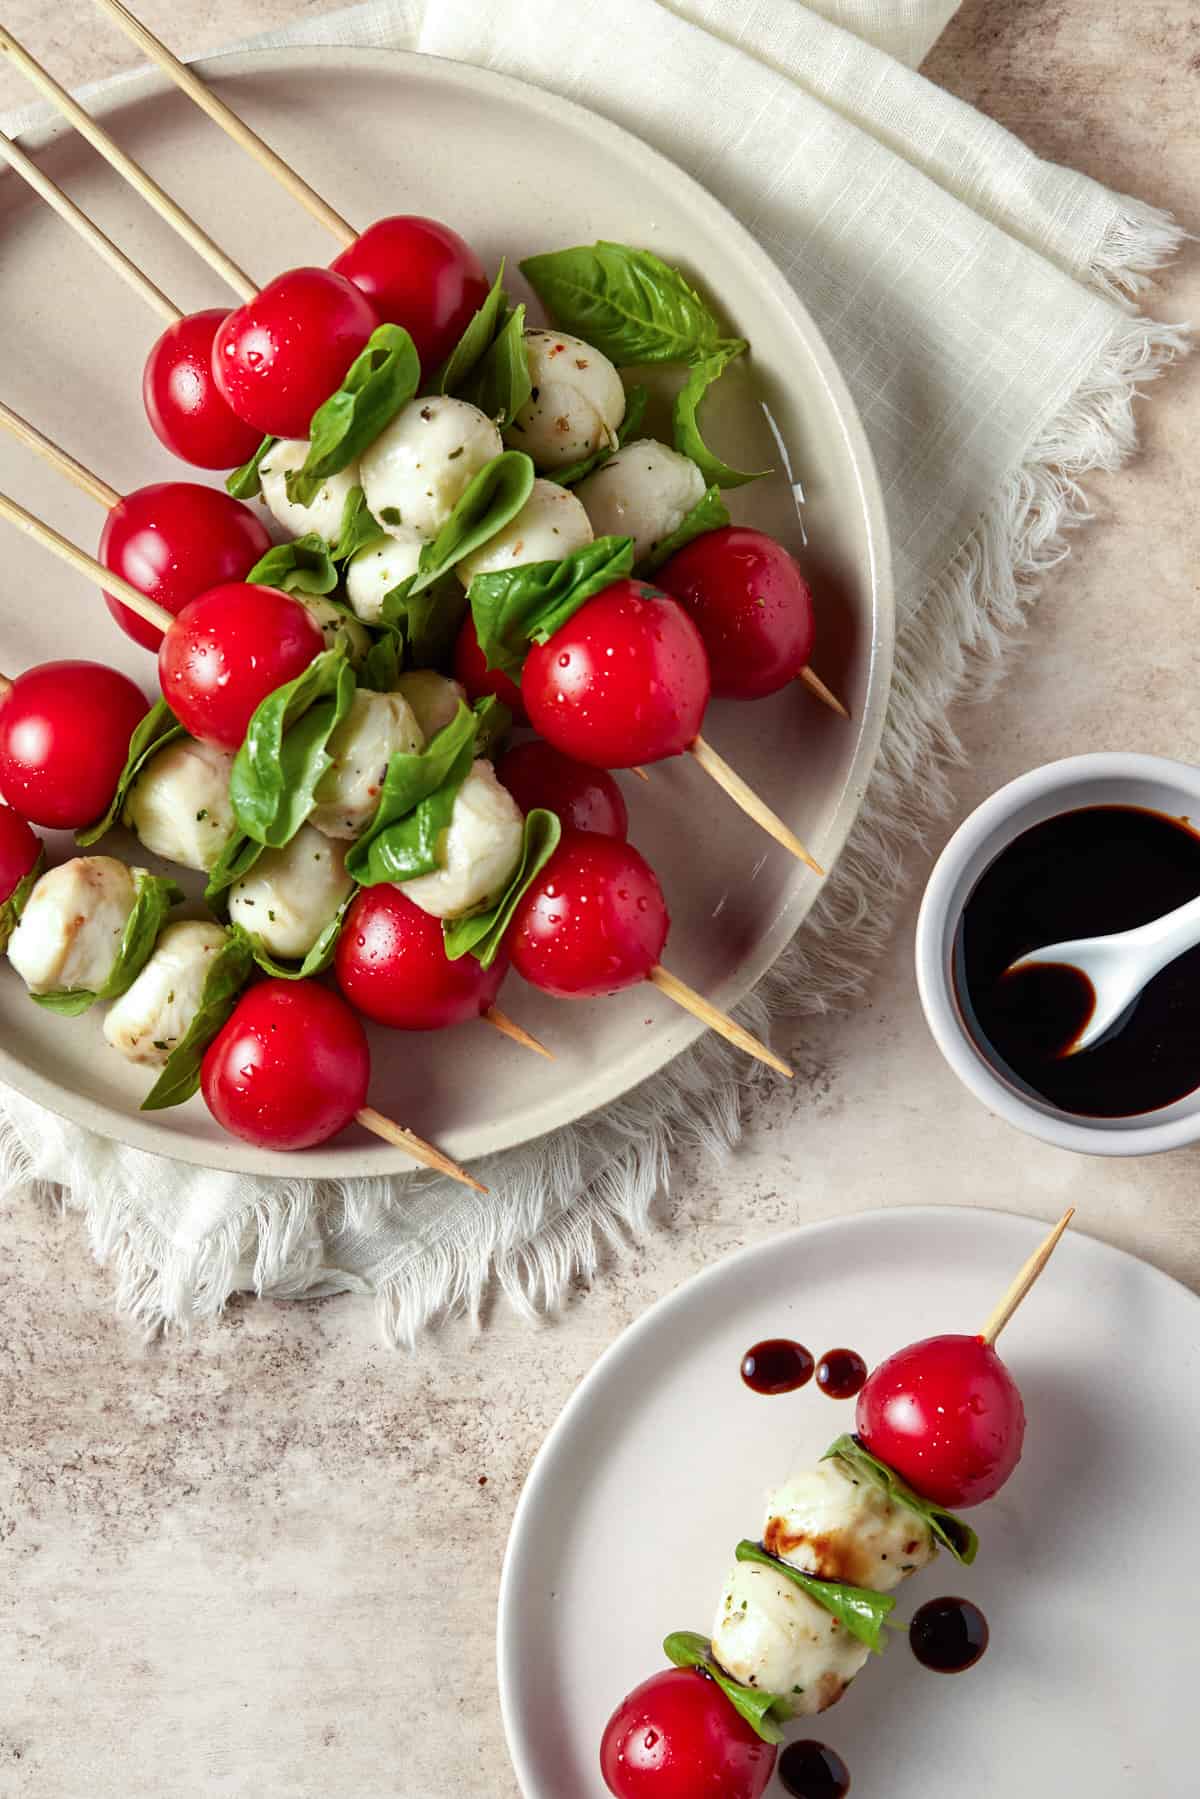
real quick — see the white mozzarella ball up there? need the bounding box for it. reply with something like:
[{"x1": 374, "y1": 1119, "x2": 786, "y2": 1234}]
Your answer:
[
  {"x1": 399, "y1": 760, "x2": 523, "y2": 920},
  {"x1": 259, "y1": 438, "x2": 361, "y2": 544},
  {"x1": 301, "y1": 596, "x2": 371, "y2": 668},
  {"x1": 711, "y1": 1560, "x2": 870, "y2": 1719},
  {"x1": 123, "y1": 738, "x2": 237, "y2": 873},
  {"x1": 345, "y1": 529, "x2": 427, "y2": 625},
  {"x1": 392, "y1": 671, "x2": 466, "y2": 741},
  {"x1": 360, "y1": 396, "x2": 502, "y2": 539},
  {"x1": 456, "y1": 479, "x2": 593, "y2": 587},
  {"x1": 504, "y1": 329, "x2": 626, "y2": 469},
  {"x1": 575, "y1": 439, "x2": 705, "y2": 565},
  {"x1": 103, "y1": 920, "x2": 228, "y2": 1067},
  {"x1": 8, "y1": 856, "x2": 137, "y2": 995},
  {"x1": 228, "y1": 825, "x2": 352, "y2": 961},
  {"x1": 764, "y1": 1457, "x2": 937, "y2": 1594},
  {"x1": 309, "y1": 690, "x2": 425, "y2": 842}
]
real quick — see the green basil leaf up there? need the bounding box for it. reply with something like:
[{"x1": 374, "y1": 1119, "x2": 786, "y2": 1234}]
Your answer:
[
  {"x1": 204, "y1": 831, "x2": 265, "y2": 906},
  {"x1": 735, "y1": 1541, "x2": 894, "y2": 1654},
  {"x1": 379, "y1": 577, "x2": 469, "y2": 672},
  {"x1": 359, "y1": 631, "x2": 402, "y2": 694},
  {"x1": 438, "y1": 263, "x2": 507, "y2": 393},
  {"x1": 662, "y1": 1631, "x2": 786, "y2": 1746},
  {"x1": 459, "y1": 302, "x2": 533, "y2": 428},
  {"x1": 552, "y1": 383, "x2": 648, "y2": 486},
  {"x1": 76, "y1": 699, "x2": 185, "y2": 847},
  {"x1": 243, "y1": 896, "x2": 350, "y2": 981},
  {"x1": 520, "y1": 241, "x2": 733, "y2": 366},
  {"x1": 443, "y1": 808, "x2": 560, "y2": 968},
  {"x1": 345, "y1": 698, "x2": 481, "y2": 887},
  {"x1": 823, "y1": 1435, "x2": 979, "y2": 1566},
  {"x1": 333, "y1": 484, "x2": 385, "y2": 563},
  {"x1": 640, "y1": 483, "x2": 730, "y2": 573},
  {"x1": 140, "y1": 926, "x2": 257, "y2": 1111},
  {"x1": 229, "y1": 643, "x2": 355, "y2": 849},
  {"x1": 470, "y1": 693, "x2": 511, "y2": 762},
  {"x1": 245, "y1": 532, "x2": 338, "y2": 597},
  {"x1": 469, "y1": 535, "x2": 634, "y2": 680},
  {"x1": 0, "y1": 848, "x2": 45, "y2": 954},
  {"x1": 32, "y1": 870, "x2": 182, "y2": 1016},
  {"x1": 397, "y1": 450, "x2": 536, "y2": 598},
  {"x1": 285, "y1": 324, "x2": 421, "y2": 506},
  {"x1": 674, "y1": 345, "x2": 766, "y2": 489},
  {"x1": 226, "y1": 434, "x2": 275, "y2": 499}
]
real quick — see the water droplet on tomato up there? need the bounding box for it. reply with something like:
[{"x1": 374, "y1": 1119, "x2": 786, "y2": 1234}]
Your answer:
[
  {"x1": 558, "y1": 652, "x2": 570, "y2": 668},
  {"x1": 246, "y1": 349, "x2": 264, "y2": 369}
]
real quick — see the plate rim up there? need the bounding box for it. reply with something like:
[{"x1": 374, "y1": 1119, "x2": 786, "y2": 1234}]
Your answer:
[{"x1": 1, "y1": 42, "x2": 894, "y2": 1178}]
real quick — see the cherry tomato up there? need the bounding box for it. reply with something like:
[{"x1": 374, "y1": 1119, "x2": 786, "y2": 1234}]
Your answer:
[
  {"x1": 497, "y1": 741, "x2": 628, "y2": 839},
  {"x1": 212, "y1": 267, "x2": 380, "y2": 439},
  {"x1": 656, "y1": 526, "x2": 816, "y2": 700},
  {"x1": 331, "y1": 215, "x2": 489, "y2": 373},
  {"x1": 600, "y1": 1667, "x2": 777, "y2": 1799},
  {"x1": 335, "y1": 886, "x2": 507, "y2": 1030},
  {"x1": 509, "y1": 830, "x2": 668, "y2": 998},
  {"x1": 857, "y1": 1333, "x2": 1026, "y2": 1508},
  {"x1": 143, "y1": 308, "x2": 265, "y2": 470},
  {"x1": 454, "y1": 613, "x2": 527, "y2": 721},
  {"x1": 0, "y1": 804, "x2": 42, "y2": 906},
  {"x1": 521, "y1": 580, "x2": 710, "y2": 769},
  {"x1": 201, "y1": 979, "x2": 370, "y2": 1152},
  {"x1": 158, "y1": 582, "x2": 324, "y2": 751},
  {"x1": 0, "y1": 661, "x2": 149, "y2": 829},
  {"x1": 99, "y1": 481, "x2": 271, "y2": 652}
]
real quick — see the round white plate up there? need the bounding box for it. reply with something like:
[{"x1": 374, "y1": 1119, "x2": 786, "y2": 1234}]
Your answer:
[
  {"x1": 498, "y1": 1207, "x2": 1198, "y2": 1796},
  {"x1": 0, "y1": 46, "x2": 891, "y2": 1177}
]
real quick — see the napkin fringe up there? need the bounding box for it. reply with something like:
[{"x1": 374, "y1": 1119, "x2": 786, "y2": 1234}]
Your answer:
[{"x1": 1089, "y1": 195, "x2": 1190, "y2": 303}]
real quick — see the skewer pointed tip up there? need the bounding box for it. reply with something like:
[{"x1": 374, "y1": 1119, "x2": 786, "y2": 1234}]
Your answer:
[
  {"x1": 484, "y1": 1004, "x2": 554, "y2": 1060},
  {"x1": 355, "y1": 1106, "x2": 487, "y2": 1192},
  {"x1": 980, "y1": 1207, "x2": 1074, "y2": 1346},
  {"x1": 688, "y1": 735, "x2": 824, "y2": 876},
  {"x1": 799, "y1": 664, "x2": 850, "y2": 720},
  {"x1": 648, "y1": 964, "x2": 793, "y2": 1077}
]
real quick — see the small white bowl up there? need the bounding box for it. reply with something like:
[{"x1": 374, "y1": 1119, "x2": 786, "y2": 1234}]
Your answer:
[{"x1": 915, "y1": 753, "x2": 1200, "y2": 1156}]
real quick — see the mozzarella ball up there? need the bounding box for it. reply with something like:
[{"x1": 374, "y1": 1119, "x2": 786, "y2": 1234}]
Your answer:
[
  {"x1": 575, "y1": 439, "x2": 706, "y2": 565},
  {"x1": 456, "y1": 479, "x2": 593, "y2": 587},
  {"x1": 360, "y1": 396, "x2": 502, "y2": 539},
  {"x1": 392, "y1": 671, "x2": 466, "y2": 741},
  {"x1": 399, "y1": 760, "x2": 523, "y2": 920},
  {"x1": 124, "y1": 738, "x2": 237, "y2": 873},
  {"x1": 764, "y1": 1457, "x2": 937, "y2": 1594},
  {"x1": 259, "y1": 438, "x2": 361, "y2": 544},
  {"x1": 228, "y1": 825, "x2": 352, "y2": 961},
  {"x1": 103, "y1": 920, "x2": 228, "y2": 1067},
  {"x1": 711, "y1": 1560, "x2": 870, "y2": 1719},
  {"x1": 8, "y1": 856, "x2": 137, "y2": 995},
  {"x1": 345, "y1": 529, "x2": 426, "y2": 625},
  {"x1": 301, "y1": 596, "x2": 371, "y2": 668},
  {"x1": 503, "y1": 329, "x2": 625, "y2": 469},
  {"x1": 309, "y1": 690, "x2": 425, "y2": 842}
]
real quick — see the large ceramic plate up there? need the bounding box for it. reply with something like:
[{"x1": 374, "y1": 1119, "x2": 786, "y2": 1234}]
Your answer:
[
  {"x1": 498, "y1": 1208, "x2": 1198, "y2": 1796},
  {"x1": 0, "y1": 47, "x2": 891, "y2": 1176}
]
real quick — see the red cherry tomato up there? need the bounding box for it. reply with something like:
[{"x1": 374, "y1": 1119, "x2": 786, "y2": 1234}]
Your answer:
[
  {"x1": 331, "y1": 215, "x2": 489, "y2": 373},
  {"x1": 601, "y1": 1667, "x2": 776, "y2": 1799},
  {"x1": 143, "y1": 308, "x2": 265, "y2": 470},
  {"x1": 509, "y1": 830, "x2": 668, "y2": 998},
  {"x1": 99, "y1": 481, "x2": 271, "y2": 652},
  {"x1": 0, "y1": 804, "x2": 42, "y2": 906},
  {"x1": 212, "y1": 267, "x2": 380, "y2": 439},
  {"x1": 497, "y1": 741, "x2": 628, "y2": 839},
  {"x1": 454, "y1": 613, "x2": 527, "y2": 721},
  {"x1": 656, "y1": 526, "x2": 816, "y2": 700},
  {"x1": 158, "y1": 583, "x2": 324, "y2": 751},
  {"x1": 857, "y1": 1333, "x2": 1027, "y2": 1508},
  {"x1": 335, "y1": 886, "x2": 507, "y2": 1031},
  {"x1": 201, "y1": 979, "x2": 370, "y2": 1152},
  {"x1": 521, "y1": 580, "x2": 710, "y2": 769},
  {"x1": 0, "y1": 661, "x2": 149, "y2": 829}
]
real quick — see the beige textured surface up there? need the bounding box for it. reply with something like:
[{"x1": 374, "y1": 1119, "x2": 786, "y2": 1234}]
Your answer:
[{"x1": 1, "y1": 5, "x2": 1197, "y2": 1796}]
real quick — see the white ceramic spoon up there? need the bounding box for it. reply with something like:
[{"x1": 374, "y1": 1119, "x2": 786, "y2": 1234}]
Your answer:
[{"x1": 1008, "y1": 892, "x2": 1200, "y2": 1053}]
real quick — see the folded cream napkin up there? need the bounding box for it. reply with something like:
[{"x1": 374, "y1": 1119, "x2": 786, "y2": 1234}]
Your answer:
[{"x1": 0, "y1": 0, "x2": 1186, "y2": 1340}]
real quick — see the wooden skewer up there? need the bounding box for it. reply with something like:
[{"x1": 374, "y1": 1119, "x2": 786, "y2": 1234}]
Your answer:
[
  {"x1": 92, "y1": 0, "x2": 357, "y2": 248},
  {"x1": 980, "y1": 1208, "x2": 1074, "y2": 1346},
  {"x1": 688, "y1": 734, "x2": 824, "y2": 877},
  {"x1": 0, "y1": 126, "x2": 182, "y2": 325},
  {"x1": 799, "y1": 665, "x2": 850, "y2": 721},
  {"x1": 648, "y1": 964, "x2": 792, "y2": 1077},
  {"x1": 0, "y1": 401, "x2": 120, "y2": 510},
  {"x1": 485, "y1": 1005, "x2": 553, "y2": 1060},
  {"x1": 0, "y1": 490, "x2": 172, "y2": 633},
  {"x1": 630, "y1": 766, "x2": 650, "y2": 783},
  {"x1": 0, "y1": 26, "x2": 257, "y2": 300},
  {"x1": 355, "y1": 1105, "x2": 486, "y2": 1192}
]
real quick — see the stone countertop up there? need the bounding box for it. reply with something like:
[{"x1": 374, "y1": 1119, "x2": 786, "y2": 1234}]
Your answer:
[{"x1": 1, "y1": 4, "x2": 1197, "y2": 1795}]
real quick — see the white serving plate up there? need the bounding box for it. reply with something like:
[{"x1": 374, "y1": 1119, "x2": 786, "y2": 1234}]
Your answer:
[
  {"x1": 498, "y1": 1207, "x2": 1198, "y2": 1796},
  {"x1": 0, "y1": 46, "x2": 891, "y2": 1177}
]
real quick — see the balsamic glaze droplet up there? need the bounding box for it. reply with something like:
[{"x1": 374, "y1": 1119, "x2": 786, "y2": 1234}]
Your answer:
[
  {"x1": 739, "y1": 1338, "x2": 814, "y2": 1395},
  {"x1": 910, "y1": 1596, "x2": 989, "y2": 1673},
  {"x1": 778, "y1": 1739, "x2": 851, "y2": 1798},
  {"x1": 815, "y1": 1348, "x2": 868, "y2": 1399}
]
